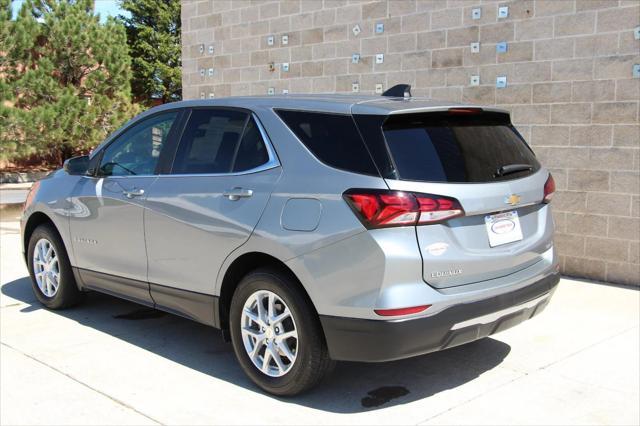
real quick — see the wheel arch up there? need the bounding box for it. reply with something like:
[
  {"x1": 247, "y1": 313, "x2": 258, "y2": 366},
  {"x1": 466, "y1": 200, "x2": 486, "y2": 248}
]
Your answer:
[
  {"x1": 23, "y1": 211, "x2": 61, "y2": 261},
  {"x1": 217, "y1": 251, "x2": 321, "y2": 337}
]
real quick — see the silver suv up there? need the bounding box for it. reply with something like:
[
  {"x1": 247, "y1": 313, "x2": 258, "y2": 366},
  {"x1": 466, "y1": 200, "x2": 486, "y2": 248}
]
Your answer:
[{"x1": 21, "y1": 89, "x2": 559, "y2": 396}]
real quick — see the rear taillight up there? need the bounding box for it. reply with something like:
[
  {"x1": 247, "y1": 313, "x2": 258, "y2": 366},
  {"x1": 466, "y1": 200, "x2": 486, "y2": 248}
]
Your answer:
[
  {"x1": 343, "y1": 189, "x2": 464, "y2": 229},
  {"x1": 543, "y1": 174, "x2": 555, "y2": 203}
]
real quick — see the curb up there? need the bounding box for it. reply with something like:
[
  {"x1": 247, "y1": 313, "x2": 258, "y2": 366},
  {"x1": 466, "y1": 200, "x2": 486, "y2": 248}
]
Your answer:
[{"x1": 0, "y1": 183, "x2": 33, "y2": 190}]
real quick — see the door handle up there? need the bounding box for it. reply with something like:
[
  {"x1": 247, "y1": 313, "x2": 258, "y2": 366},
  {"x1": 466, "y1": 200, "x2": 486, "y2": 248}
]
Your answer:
[
  {"x1": 223, "y1": 187, "x2": 253, "y2": 201},
  {"x1": 122, "y1": 188, "x2": 145, "y2": 199}
]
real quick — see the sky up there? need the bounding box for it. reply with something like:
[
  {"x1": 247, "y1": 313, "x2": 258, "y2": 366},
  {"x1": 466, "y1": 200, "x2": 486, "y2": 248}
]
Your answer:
[{"x1": 11, "y1": 0, "x2": 131, "y2": 22}]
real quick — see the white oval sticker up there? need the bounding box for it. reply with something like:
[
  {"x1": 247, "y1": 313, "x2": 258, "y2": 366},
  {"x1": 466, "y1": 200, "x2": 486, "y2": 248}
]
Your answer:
[
  {"x1": 491, "y1": 219, "x2": 516, "y2": 234},
  {"x1": 426, "y1": 242, "x2": 449, "y2": 256}
]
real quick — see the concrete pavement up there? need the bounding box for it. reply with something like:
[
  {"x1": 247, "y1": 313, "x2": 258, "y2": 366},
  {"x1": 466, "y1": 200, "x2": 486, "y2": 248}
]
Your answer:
[{"x1": 1, "y1": 218, "x2": 638, "y2": 425}]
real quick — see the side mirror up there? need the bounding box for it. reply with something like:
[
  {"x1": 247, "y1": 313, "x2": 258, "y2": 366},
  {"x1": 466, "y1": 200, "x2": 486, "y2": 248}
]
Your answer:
[{"x1": 63, "y1": 155, "x2": 90, "y2": 175}]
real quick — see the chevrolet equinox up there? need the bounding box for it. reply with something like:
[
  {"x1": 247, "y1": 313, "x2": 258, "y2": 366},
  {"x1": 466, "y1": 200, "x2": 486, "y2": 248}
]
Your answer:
[{"x1": 22, "y1": 87, "x2": 559, "y2": 396}]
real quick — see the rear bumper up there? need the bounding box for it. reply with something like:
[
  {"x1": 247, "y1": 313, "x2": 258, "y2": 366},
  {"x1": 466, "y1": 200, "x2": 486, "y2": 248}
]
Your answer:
[{"x1": 319, "y1": 272, "x2": 560, "y2": 362}]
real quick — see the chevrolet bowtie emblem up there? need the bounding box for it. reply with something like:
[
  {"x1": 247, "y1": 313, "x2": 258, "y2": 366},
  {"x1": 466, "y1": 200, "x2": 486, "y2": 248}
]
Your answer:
[{"x1": 505, "y1": 194, "x2": 521, "y2": 206}]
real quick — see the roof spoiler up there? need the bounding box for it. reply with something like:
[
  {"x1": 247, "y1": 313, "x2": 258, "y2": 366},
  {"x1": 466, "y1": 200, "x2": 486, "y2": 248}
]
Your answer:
[{"x1": 382, "y1": 84, "x2": 411, "y2": 98}]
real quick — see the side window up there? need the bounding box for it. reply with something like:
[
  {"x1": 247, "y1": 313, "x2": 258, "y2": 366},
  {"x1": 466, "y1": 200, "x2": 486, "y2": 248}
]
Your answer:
[
  {"x1": 172, "y1": 109, "x2": 247, "y2": 174},
  {"x1": 233, "y1": 117, "x2": 270, "y2": 172},
  {"x1": 99, "y1": 112, "x2": 177, "y2": 177},
  {"x1": 275, "y1": 110, "x2": 378, "y2": 176}
]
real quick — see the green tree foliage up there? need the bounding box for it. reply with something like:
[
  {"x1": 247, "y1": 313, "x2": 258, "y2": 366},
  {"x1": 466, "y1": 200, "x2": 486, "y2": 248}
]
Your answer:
[
  {"x1": 0, "y1": 0, "x2": 137, "y2": 166},
  {"x1": 120, "y1": 0, "x2": 181, "y2": 105}
]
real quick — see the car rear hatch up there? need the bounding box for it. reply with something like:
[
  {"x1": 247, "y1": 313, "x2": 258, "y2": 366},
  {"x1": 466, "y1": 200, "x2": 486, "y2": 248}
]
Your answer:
[{"x1": 352, "y1": 107, "x2": 554, "y2": 289}]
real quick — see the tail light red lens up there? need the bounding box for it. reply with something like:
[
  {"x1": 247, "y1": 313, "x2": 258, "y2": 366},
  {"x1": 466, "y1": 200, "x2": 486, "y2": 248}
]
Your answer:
[
  {"x1": 343, "y1": 189, "x2": 464, "y2": 229},
  {"x1": 543, "y1": 174, "x2": 555, "y2": 203},
  {"x1": 447, "y1": 107, "x2": 483, "y2": 115}
]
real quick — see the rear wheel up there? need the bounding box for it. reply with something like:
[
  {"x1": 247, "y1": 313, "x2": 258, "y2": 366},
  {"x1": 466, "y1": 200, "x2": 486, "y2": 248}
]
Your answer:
[
  {"x1": 27, "y1": 224, "x2": 82, "y2": 309},
  {"x1": 229, "y1": 268, "x2": 334, "y2": 396}
]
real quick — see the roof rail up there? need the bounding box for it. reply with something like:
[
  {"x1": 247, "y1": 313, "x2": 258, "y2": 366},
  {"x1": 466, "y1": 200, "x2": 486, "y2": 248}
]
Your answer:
[{"x1": 382, "y1": 84, "x2": 412, "y2": 98}]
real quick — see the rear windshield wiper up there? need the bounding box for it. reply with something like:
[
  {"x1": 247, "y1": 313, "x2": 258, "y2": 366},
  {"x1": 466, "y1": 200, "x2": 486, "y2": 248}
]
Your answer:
[{"x1": 495, "y1": 164, "x2": 533, "y2": 177}]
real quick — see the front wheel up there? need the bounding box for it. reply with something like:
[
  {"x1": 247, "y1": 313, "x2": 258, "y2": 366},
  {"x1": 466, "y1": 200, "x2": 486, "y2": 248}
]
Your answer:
[
  {"x1": 229, "y1": 268, "x2": 334, "y2": 396},
  {"x1": 27, "y1": 223, "x2": 82, "y2": 309}
]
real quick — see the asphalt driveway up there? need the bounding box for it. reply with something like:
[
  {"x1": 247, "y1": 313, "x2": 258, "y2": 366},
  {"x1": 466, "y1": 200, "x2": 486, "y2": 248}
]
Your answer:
[{"x1": 1, "y1": 217, "x2": 638, "y2": 425}]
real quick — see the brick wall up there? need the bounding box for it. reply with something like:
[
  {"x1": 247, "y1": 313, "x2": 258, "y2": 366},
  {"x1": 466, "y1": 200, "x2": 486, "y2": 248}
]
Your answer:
[{"x1": 181, "y1": 0, "x2": 640, "y2": 286}]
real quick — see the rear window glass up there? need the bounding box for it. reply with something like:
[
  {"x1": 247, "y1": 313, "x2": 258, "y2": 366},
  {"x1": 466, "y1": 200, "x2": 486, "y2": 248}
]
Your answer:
[
  {"x1": 382, "y1": 112, "x2": 540, "y2": 183},
  {"x1": 276, "y1": 110, "x2": 378, "y2": 176}
]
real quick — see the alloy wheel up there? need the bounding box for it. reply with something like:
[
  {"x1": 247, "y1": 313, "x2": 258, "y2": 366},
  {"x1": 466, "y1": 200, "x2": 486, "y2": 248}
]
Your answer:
[
  {"x1": 33, "y1": 238, "x2": 60, "y2": 298},
  {"x1": 240, "y1": 290, "x2": 298, "y2": 377}
]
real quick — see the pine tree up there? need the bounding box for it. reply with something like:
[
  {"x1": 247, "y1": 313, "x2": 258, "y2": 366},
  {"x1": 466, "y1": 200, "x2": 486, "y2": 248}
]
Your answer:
[
  {"x1": 120, "y1": 0, "x2": 181, "y2": 105},
  {"x1": 0, "y1": 0, "x2": 137, "y2": 166}
]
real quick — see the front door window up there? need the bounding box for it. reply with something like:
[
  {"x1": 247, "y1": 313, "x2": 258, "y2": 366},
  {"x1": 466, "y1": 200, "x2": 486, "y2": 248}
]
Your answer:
[{"x1": 98, "y1": 112, "x2": 178, "y2": 177}]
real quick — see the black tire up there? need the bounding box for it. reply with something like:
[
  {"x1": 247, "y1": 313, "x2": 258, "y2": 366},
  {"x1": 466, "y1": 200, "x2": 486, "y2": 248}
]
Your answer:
[
  {"x1": 27, "y1": 223, "x2": 83, "y2": 309},
  {"x1": 229, "y1": 268, "x2": 334, "y2": 396}
]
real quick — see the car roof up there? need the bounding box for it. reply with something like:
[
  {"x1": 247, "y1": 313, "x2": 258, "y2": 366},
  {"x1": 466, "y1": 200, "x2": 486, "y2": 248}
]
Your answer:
[
  {"x1": 91, "y1": 94, "x2": 510, "y2": 159},
  {"x1": 145, "y1": 94, "x2": 509, "y2": 116}
]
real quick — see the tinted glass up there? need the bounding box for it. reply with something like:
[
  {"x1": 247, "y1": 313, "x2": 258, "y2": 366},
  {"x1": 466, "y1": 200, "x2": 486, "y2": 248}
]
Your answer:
[
  {"x1": 233, "y1": 117, "x2": 270, "y2": 172},
  {"x1": 382, "y1": 112, "x2": 540, "y2": 183},
  {"x1": 172, "y1": 109, "x2": 247, "y2": 174},
  {"x1": 352, "y1": 114, "x2": 397, "y2": 179},
  {"x1": 276, "y1": 110, "x2": 378, "y2": 176},
  {"x1": 99, "y1": 112, "x2": 177, "y2": 176}
]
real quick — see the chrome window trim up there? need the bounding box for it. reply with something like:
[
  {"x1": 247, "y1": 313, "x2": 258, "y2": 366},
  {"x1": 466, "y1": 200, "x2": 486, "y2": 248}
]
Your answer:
[
  {"x1": 82, "y1": 174, "x2": 157, "y2": 179},
  {"x1": 160, "y1": 112, "x2": 280, "y2": 178}
]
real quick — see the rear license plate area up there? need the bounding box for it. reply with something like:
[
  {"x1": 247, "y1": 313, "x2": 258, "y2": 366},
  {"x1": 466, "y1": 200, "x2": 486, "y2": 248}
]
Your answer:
[{"x1": 485, "y1": 210, "x2": 523, "y2": 247}]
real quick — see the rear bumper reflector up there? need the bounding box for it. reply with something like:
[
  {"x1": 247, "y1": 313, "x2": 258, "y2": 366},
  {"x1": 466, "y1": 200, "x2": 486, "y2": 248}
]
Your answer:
[{"x1": 374, "y1": 305, "x2": 430, "y2": 317}]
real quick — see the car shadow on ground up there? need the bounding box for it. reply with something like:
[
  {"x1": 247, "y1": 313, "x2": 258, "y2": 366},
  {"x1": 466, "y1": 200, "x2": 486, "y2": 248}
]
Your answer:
[{"x1": 2, "y1": 276, "x2": 511, "y2": 413}]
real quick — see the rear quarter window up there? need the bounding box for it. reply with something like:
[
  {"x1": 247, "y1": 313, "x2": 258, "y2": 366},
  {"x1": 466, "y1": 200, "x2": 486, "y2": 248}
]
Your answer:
[{"x1": 276, "y1": 110, "x2": 379, "y2": 176}]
